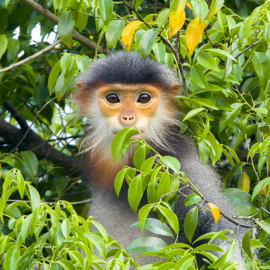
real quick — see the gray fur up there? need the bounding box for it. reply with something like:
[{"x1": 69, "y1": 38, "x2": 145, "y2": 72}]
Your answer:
[{"x1": 76, "y1": 52, "x2": 246, "y2": 268}]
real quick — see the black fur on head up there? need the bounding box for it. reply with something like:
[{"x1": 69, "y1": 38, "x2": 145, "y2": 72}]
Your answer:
[{"x1": 77, "y1": 51, "x2": 180, "y2": 88}]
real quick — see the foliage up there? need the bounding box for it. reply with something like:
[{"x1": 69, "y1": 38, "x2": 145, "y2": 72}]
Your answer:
[{"x1": 0, "y1": 0, "x2": 270, "y2": 269}]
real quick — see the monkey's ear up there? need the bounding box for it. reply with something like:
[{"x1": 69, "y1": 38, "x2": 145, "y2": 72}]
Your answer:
[
  {"x1": 76, "y1": 81, "x2": 85, "y2": 92},
  {"x1": 169, "y1": 82, "x2": 182, "y2": 96}
]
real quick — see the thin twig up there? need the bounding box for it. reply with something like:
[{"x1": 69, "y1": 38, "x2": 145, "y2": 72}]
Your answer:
[
  {"x1": 235, "y1": 36, "x2": 263, "y2": 59},
  {"x1": 153, "y1": 0, "x2": 157, "y2": 21},
  {"x1": 205, "y1": 29, "x2": 214, "y2": 47},
  {"x1": 8, "y1": 98, "x2": 57, "y2": 155},
  {"x1": 0, "y1": 40, "x2": 61, "y2": 73}
]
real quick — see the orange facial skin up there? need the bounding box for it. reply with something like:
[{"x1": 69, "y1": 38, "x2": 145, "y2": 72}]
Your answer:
[{"x1": 97, "y1": 83, "x2": 161, "y2": 138}]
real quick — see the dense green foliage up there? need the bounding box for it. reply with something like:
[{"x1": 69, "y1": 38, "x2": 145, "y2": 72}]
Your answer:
[{"x1": 1, "y1": 0, "x2": 270, "y2": 269}]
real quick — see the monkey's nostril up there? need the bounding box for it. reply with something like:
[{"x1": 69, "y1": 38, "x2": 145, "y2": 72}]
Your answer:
[{"x1": 123, "y1": 117, "x2": 127, "y2": 120}]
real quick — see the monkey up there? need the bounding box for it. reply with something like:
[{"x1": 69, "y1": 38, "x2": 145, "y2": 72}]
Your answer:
[{"x1": 73, "y1": 51, "x2": 246, "y2": 268}]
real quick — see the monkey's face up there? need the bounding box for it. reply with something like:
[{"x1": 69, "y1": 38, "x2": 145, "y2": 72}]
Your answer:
[{"x1": 97, "y1": 84, "x2": 160, "y2": 139}]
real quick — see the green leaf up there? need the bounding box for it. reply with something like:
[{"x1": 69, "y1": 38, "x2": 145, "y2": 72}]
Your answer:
[
  {"x1": 160, "y1": 156, "x2": 180, "y2": 172},
  {"x1": 193, "y1": 243, "x2": 224, "y2": 252},
  {"x1": 114, "y1": 168, "x2": 126, "y2": 196},
  {"x1": 58, "y1": 11, "x2": 73, "y2": 49},
  {"x1": 158, "y1": 206, "x2": 179, "y2": 234},
  {"x1": 225, "y1": 162, "x2": 245, "y2": 185},
  {"x1": 157, "y1": 170, "x2": 171, "y2": 201},
  {"x1": 199, "y1": 0, "x2": 209, "y2": 24},
  {"x1": 184, "y1": 194, "x2": 202, "y2": 206},
  {"x1": 17, "y1": 171, "x2": 25, "y2": 199},
  {"x1": 27, "y1": 184, "x2": 41, "y2": 212},
  {"x1": 157, "y1": 9, "x2": 169, "y2": 29},
  {"x1": 56, "y1": 222, "x2": 65, "y2": 248},
  {"x1": 128, "y1": 175, "x2": 142, "y2": 212},
  {"x1": 111, "y1": 128, "x2": 138, "y2": 163},
  {"x1": 133, "y1": 0, "x2": 144, "y2": 10},
  {"x1": 131, "y1": 218, "x2": 174, "y2": 237},
  {"x1": 250, "y1": 239, "x2": 265, "y2": 249},
  {"x1": 68, "y1": 251, "x2": 84, "y2": 267},
  {"x1": 234, "y1": 205, "x2": 259, "y2": 216},
  {"x1": 139, "y1": 29, "x2": 159, "y2": 58},
  {"x1": 209, "y1": 241, "x2": 235, "y2": 268},
  {"x1": 234, "y1": 124, "x2": 257, "y2": 150},
  {"x1": 91, "y1": 221, "x2": 108, "y2": 242},
  {"x1": 85, "y1": 233, "x2": 106, "y2": 259},
  {"x1": 21, "y1": 213, "x2": 33, "y2": 242},
  {"x1": 190, "y1": 65, "x2": 209, "y2": 89},
  {"x1": 3, "y1": 245, "x2": 19, "y2": 270},
  {"x1": 253, "y1": 52, "x2": 270, "y2": 89},
  {"x1": 197, "y1": 52, "x2": 219, "y2": 71},
  {"x1": 205, "y1": 48, "x2": 237, "y2": 62},
  {"x1": 218, "y1": 103, "x2": 243, "y2": 133},
  {"x1": 183, "y1": 108, "x2": 205, "y2": 121},
  {"x1": 164, "y1": 53, "x2": 174, "y2": 67},
  {"x1": 175, "y1": 255, "x2": 194, "y2": 270},
  {"x1": 98, "y1": 0, "x2": 113, "y2": 23},
  {"x1": 61, "y1": 219, "x2": 71, "y2": 239},
  {"x1": 206, "y1": 0, "x2": 224, "y2": 19},
  {"x1": 223, "y1": 188, "x2": 252, "y2": 206},
  {"x1": 251, "y1": 177, "x2": 270, "y2": 202},
  {"x1": 194, "y1": 231, "x2": 230, "y2": 243},
  {"x1": 244, "y1": 9, "x2": 260, "y2": 44},
  {"x1": 106, "y1": 20, "x2": 125, "y2": 49},
  {"x1": 140, "y1": 156, "x2": 155, "y2": 173},
  {"x1": 256, "y1": 220, "x2": 270, "y2": 234},
  {"x1": 126, "y1": 237, "x2": 167, "y2": 253},
  {"x1": 0, "y1": 35, "x2": 8, "y2": 59},
  {"x1": 34, "y1": 74, "x2": 45, "y2": 108},
  {"x1": 8, "y1": 38, "x2": 20, "y2": 59},
  {"x1": 76, "y1": 55, "x2": 90, "y2": 73},
  {"x1": 134, "y1": 144, "x2": 147, "y2": 169},
  {"x1": 48, "y1": 60, "x2": 60, "y2": 95},
  {"x1": 138, "y1": 204, "x2": 153, "y2": 234},
  {"x1": 184, "y1": 207, "x2": 198, "y2": 243},
  {"x1": 56, "y1": 260, "x2": 76, "y2": 270},
  {"x1": 153, "y1": 43, "x2": 166, "y2": 63},
  {"x1": 21, "y1": 151, "x2": 38, "y2": 178}
]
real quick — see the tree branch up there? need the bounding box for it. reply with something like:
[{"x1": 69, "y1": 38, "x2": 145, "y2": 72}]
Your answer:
[
  {"x1": 0, "y1": 117, "x2": 79, "y2": 176},
  {"x1": 0, "y1": 40, "x2": 61, "y2": 73},
  {"x1": 3, "y1": 101, "x2": 29, "y2": 130},
  {"x1": 21, "y1": 0, "x2": 111, "y2": 55}
]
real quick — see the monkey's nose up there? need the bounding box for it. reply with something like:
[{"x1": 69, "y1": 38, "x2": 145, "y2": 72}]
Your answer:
[
  {"x1": 122, "y1": 116, "x2": 135, "y2": 121},
  {"x1": 119, "y1": 110, "x2": 138, "y2": 126}
]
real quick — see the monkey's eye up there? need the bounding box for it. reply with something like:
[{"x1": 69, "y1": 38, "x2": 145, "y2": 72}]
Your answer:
[
  {"x1": 137, "y1": 93, "x2": 151, "y2": 104},
  {"x1": 106, "y1": 93, "x2": 120, "y2": 104}
]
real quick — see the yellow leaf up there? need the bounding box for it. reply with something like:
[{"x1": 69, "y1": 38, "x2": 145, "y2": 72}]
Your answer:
[
  {"x1": 185, "y1": 17, "x2": 205, "y2": 55},
  {"x1": 186, "y1": 2, "x2": 192, "y2": 9},
  {"x1": 207, "y1": 203, "x2": 220, "y2": 223},
  {"x1": 169, "y1": 0, "x2": 186, "y2": 39},
  {"x1": 169, "y1": 11, "x2": 186, "y2": 39},
  {"x1": 121, "y1": 21, "x2": 143, "y2": 51},
  {"x1": 237, "y1": 172, "x2": 250, "y2": 193}
]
